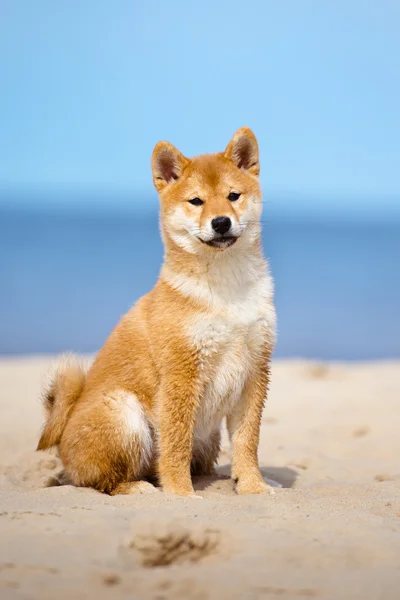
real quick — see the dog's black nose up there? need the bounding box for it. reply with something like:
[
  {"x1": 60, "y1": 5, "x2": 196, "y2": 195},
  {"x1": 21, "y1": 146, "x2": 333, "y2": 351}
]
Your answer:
[{"x1": 211, "y1": 216, "x2": 231, "y2": 235}]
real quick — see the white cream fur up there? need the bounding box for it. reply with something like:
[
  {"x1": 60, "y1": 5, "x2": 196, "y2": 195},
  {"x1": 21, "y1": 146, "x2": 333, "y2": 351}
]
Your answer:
[
  {"x1": 107, "y1": 390, "x2": 153, "y2": 470},
  {"x1": 162, "y1": 246, "x2": 276, "y2": 445},
  {"x1": 165, "y1": 194, "x2": 258, "y2": 253}
]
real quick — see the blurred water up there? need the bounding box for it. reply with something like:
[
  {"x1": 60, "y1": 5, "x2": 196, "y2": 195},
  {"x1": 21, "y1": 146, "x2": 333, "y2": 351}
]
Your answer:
[{"x1": 1, "y1": 205, "x2": 399, "y2": 360}]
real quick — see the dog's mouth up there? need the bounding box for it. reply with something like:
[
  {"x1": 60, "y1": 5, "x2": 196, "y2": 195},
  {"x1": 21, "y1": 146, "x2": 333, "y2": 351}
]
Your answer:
[{"x1": 198, "y1": 236, "x2": 238, "y2": 249}]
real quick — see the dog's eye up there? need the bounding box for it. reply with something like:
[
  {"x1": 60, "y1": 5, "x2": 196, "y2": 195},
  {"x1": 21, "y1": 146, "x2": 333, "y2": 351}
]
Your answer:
[
  {"x1": 228, "y1": 192, "x2": 241, "y2": 202},
  {"x1": 188, "y1": 197, "x2": 204, "y2": 206}
]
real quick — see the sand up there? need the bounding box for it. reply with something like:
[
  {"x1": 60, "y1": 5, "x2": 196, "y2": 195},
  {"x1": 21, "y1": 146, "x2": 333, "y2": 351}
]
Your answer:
[{"x1": 0, "y1": 357, "x2": 399, "y2": 599}]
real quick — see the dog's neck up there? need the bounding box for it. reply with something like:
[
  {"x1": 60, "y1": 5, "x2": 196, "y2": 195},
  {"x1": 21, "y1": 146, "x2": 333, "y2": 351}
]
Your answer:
[{"x1": 160, "y1": 234, "x2": 267, "y2": 307}]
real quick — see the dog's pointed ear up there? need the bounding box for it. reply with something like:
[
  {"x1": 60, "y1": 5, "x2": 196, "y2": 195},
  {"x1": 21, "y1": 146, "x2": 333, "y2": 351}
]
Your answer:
[
  {"x1": 224, "y1": 127, "x2": 260, "y2": 176},
  {"x1": 152, "y1": 141, "x2": 189, "y2": 192}
]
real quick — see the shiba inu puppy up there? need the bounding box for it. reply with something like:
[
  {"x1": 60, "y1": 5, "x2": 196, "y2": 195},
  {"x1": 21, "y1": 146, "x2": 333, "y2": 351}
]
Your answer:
[{"x1": 37, "y1": 127, "x2": 277, "y2": 497}]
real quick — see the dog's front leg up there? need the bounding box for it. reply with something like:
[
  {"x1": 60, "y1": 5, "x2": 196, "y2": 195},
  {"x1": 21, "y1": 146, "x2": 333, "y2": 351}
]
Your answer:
[
  {"x1": 158, "y1": 363, "x2": 201, "y2": 497},
  {"x1": 227, "y1": 352, "x2": 273, "y2": 495}
]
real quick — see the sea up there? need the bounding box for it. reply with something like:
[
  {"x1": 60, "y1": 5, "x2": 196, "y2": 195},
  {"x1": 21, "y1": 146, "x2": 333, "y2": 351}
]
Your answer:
[{"x1": 1, "y1": 201, "x2": 399, "y2": 360}]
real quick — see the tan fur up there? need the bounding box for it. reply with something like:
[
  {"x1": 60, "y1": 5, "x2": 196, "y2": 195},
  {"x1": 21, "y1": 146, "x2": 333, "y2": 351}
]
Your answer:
[
  {"x1": 37, "y1": 354, "x2": 87, "y2": 450},
  {"x1": 37, "y1": 127, "x2": 276, "y2": 497}
]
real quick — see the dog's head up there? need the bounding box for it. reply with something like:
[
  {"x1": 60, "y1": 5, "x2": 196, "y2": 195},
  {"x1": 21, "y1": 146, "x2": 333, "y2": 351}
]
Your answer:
[{"x1": 152, "y1": 128, "x2": 262, "y2": 254}]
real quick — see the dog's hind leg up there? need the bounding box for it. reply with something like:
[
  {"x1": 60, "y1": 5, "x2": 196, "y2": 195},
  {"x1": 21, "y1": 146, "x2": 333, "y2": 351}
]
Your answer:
[{"x1": 60, "y1": 390, "x2": 154, "y2": 494}]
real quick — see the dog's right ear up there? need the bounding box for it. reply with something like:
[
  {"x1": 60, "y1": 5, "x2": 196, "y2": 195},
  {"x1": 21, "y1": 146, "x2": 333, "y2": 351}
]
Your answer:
[{"x1": 152, "y1": 141, "x2": 189, "y2": 192}]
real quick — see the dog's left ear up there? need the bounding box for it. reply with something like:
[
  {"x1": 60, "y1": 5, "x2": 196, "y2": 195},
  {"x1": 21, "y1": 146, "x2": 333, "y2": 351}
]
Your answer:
[{"x1": 224, "y1": 127, "x2": 260, "y2": 176}]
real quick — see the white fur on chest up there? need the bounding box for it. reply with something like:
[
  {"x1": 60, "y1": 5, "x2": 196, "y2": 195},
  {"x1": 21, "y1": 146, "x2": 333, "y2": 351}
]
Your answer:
[
  {"x1": 193, "y1": 320, "x2": 250, "y2": 440},
  {"x1": 169, "y1": 254, "x2": 277, "y2": 442},
  {"x1": 190, "y1": 309, "x2": 271, "y2": 441}
]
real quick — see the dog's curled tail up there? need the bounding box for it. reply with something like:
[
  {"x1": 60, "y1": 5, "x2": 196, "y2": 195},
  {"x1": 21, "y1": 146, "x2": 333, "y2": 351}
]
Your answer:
[{"x1": 36, "y1": 354, "x2": 88, "y2": 451}]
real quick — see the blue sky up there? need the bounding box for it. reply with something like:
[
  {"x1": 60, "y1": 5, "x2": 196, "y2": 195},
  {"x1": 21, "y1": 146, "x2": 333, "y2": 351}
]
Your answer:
[{"x1": 1, "y1": 1, "x2": 399, "y2": 212}]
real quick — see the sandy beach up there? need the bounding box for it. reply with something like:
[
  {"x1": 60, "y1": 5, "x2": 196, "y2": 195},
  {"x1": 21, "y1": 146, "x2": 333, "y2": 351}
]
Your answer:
[{"x1": 0, "y1": 356, "x2": 399, "y2": 599}]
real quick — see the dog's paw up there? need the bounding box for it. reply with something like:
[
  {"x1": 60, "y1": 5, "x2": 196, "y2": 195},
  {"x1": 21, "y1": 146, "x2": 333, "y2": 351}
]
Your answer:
[
  {"x1": 234, "y1": 476, "x2": 275, "y2": 496},
  {"x1": 162, "y1": 484, "x2": 198, "y2": 497}
]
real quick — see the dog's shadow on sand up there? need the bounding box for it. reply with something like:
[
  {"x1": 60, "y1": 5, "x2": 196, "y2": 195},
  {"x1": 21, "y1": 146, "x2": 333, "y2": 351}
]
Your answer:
[
  {"x1": 193, "y1": 464, "x2": 298, "y2": 492},
  {"x1": 46, "y1": 465, "x2": 298, "y2": 493}
]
